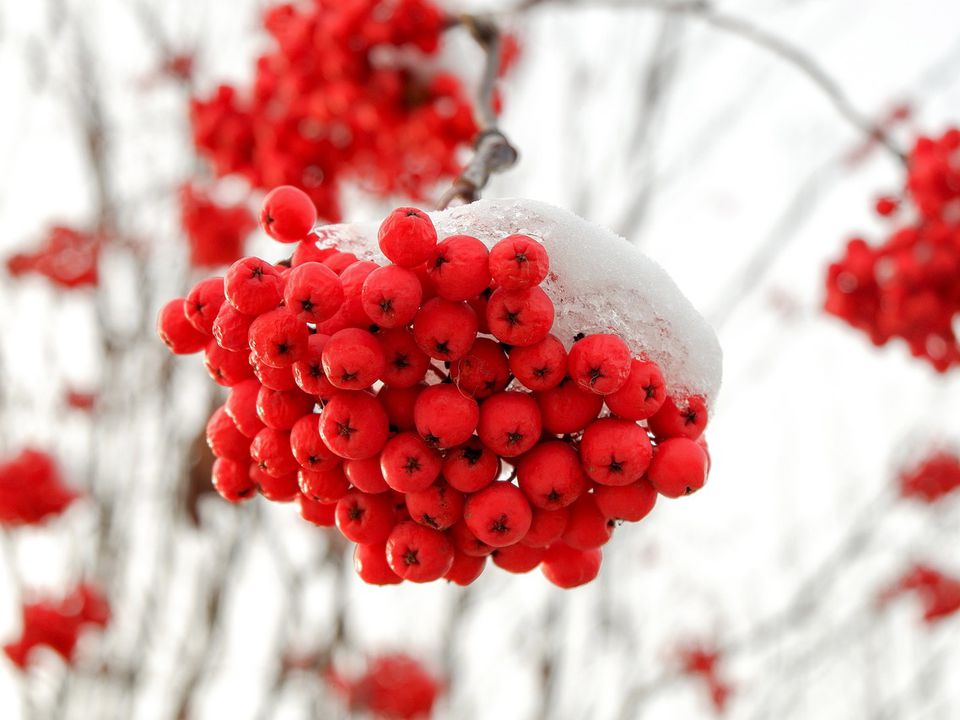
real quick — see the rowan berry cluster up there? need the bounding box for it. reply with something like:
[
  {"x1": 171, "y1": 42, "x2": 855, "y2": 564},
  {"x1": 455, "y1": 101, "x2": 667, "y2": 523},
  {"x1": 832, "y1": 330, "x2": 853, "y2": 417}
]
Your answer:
[
  {"x1": 327, "y1": 653, "x2": 440, "y2": 719},
  {"x1": 157, "y1": 186, "x2": 713, "y2": 589},
  {"x1": 677, "y1": 644, "x2": 733, "y2": 714},
  {"x1": 825, "y1": 128, "x2": 960, "y2": 371},
  {"x1": 179, "y1": 183, "x2": 256, "y2": 268},
  {"x1": 877, "y1": 563, "x2": 960, "y2": 624},
  {"x1": 0, "y1": 448, "x2": 78, "y2": 527},
  {"x1": 897, "y1": 448, "x2": 960, "y2": 503},
  {"x1": 3, "y1": 584, "x2": 110, "y2": 669},
  {"x1": 5, "y1": 225, "x2": 99, "y2": 289},
  {"x1": 189, "y1": 0, "x2": 481, "y2": 223}
]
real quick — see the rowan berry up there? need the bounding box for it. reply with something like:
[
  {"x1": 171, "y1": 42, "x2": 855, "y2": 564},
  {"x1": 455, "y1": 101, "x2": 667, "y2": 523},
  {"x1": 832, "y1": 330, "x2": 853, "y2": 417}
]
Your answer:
[
  {"x1": 203, "y1": 342, "x2": 255, "y2": 387},
  {"x1": 291, "y1": 238, "x2": 336, "y2": 267},
  {"x1": 594, "y1": 480, "x2": 657, "y2": 522},
  {"x1": 251, "y1": 467, "x2": 300, "y2": 502},
  {"x1": 322, "y1": 328, "x2": 385, "y2": 390},
  {"x1": 323, "y1": 251, "x2": 360, "y2": 275},
  {"x1": 290, "y1": 413, "x2": 340, "y2": 472},
  {"x1": 157, "y1": 298, "x2": 208, "y2": 354},
  {"x1": 378, "y1": 207, "x2": 438, "y2": 267},
  {"x1": 412, "y1": 298, "x2": 478, "y2": 361},
  {"x1": 325, "y1": 260, "x2": 380, "y2": 331},
  {"x1": 184, "y1": 276, "x2": 225, "y2": 334},
  {"x1": 488, "y1": 234, "x2": 549, "y2": 290},
  {"x1": 251, "y1": 354, "x2": 297, "y2": 391},
  {"x1": 486, "y1": 287, "x2": 554, "y2": 347},
  {"x1": 444, "y1": 551, "x2": 486, "y2": 585},
  {"x1": 477, "y1": 391, "x2": 542, "y2": 457},
  {"x1": 562, "y1": 495, "x2": 613, "y2": 550},
  {"x1": 451, "y1": 338, "x2": 510, "y2": 398},
  {"x1": 260, "y1": 186, "x2": 317, "y2": 243},
  {"x1": 362, "y1": 265, "x2": 423, "y2": 328},
  {"x1": 521, "y1": 507, "x2": 569, "y2": 548},
  {"x1": 283, "y1": 261, "x2": 344, "y2": 323},
  {"x1": 449, "y1": 520, "x2": 493, "y2": 557},
  {"x1": 567, "y1": 333, "x2": 632, "y2": 395},
  {"x1": 225, "y1": 379, "x2": 266, "y2": 437},
  {"x1": 212, "y1": 459, "x2": 256, "y2": 502},
  {"x1": 212, "y1": 302, "x2": 254, "y2": 351},
  {"x1": 509, "y1": 334, "x2": 568, "y2": 391},
  {"x1": 250, "y1": 427, "x2": 299, "y2": 478},
  {"x1": 516, "y1": 440, "x2": 587, "y2": 509},
  {"x1": 297, "y1": 495, "x2": 337, "y2": 527},
  {"x1": 580, "y1": 418, "x2": 653, "y2": 486},
  {"x1": 354, "y1": 542, "x2": 402, "y2": 585},
  {"x1": 536, "y1": 377, "x2": 604, "y2": 434},
  {"x1": 206, "y1": 406, "x2": 252, "y2": 462},
  {"x1": 406, "y1": 481, "x2": 464, "y2": 531},
  {"x1": 224, "y1": 257, "x2": 282, "y2": 315},
  {"x1": 463, "y1": 481, "x2": 532, "y2": 547},
  {"x1": 385, "y1": 521, "x2": 454, "y2": 583},
  {"x1": 413, "y1": 384, "x2": 479, "y2": 448},
  {"x1": 319, "y1": 391, "x2": 389, "y2": 459},
  {"x1": 292, "y1": 334, "x2": 336, "y2": 398},
  {"x1": 247, "y1": 309, "x2": 309, "y2": 368},
  {"x1": 377, "y1": 385, "x2": 423, "y2": 432},
  {"x1": 540, "y1": 543, "x2": 602, "y2": 588},
  {"x1": 492, "y1": 543, "x2": 545, "y2": 574},
  {"x1": 647, "y1": 395, "x2": 708, "y2": 441},
  {"x1": 335, "y1": 490, "x2": 395, "y2": 544},
  {"x1": 380, "y1": 432, "x2": 442, "y2": 493},
  {"x1": 255, "y1": 385, "x2": 313, "y2": 430},
  {"x1": 442, "y1": 436, "x2": 501, "y2": 493},
  {"x1": 298, "y1": 466, "x2": 350, "y2": 504},
  {"x1": 377, "y1": 329, "x2": 430, "y2": 388},
  {"x1": 647, "y1": 438, "x2": 709, "y2": 497},
  {"x1": 604, "y1": 359, "x2": 666, "y2": 420},
  {"x1": 426, "y1": 235, "x2": 491, "y2": 301}
]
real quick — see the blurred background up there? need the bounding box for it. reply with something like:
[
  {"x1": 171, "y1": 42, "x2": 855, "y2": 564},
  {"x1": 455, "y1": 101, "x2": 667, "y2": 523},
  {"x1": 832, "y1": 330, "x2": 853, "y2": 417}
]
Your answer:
[{"x1": 1, "y1": 0, "x2": 960, "y2": 717}]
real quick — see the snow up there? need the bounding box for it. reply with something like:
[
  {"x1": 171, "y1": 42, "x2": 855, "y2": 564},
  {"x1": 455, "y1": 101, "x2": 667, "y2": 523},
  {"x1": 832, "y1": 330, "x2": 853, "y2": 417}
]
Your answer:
[{"x1": 316, "y1": 197, "x2": 723, "y2": 405}]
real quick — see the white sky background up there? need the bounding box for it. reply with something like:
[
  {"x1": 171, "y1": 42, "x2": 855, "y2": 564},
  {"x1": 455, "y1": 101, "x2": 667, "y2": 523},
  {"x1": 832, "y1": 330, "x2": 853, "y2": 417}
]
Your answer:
[{"x1": 0, "y1": 0, "x2": 959, "y2": 718}]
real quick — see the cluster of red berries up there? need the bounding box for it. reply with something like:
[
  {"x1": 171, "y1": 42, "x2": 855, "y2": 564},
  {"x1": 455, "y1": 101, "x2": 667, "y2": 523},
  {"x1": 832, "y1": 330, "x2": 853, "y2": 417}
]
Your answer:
[
  {"x1": 327, "y1": 653, "x2": 440, "y2": 719},
  {"x1": 0, "y1": 448, "x2": 78, "y2": 527},
  {"x1": 179, "y1": 183, "x2": 256, "y2": 268},
  {"x1": 898, "y1": 448, "x2": 960, "y2": 504},
  {"x1": 825, "y1": 128, "x2": 960, "y2": 371},
  {"x1": 3, "y1": 584, "x2": 109, "y2": 669},
  {"x1": 190, "y1": 0, "x2": 482, "y2": 223},
  {"x1": 677, "y1": 643, "x2": 733, "y2": 714},
  {"x1": 877, "y1": 563, "x2": 960, "y2": 624},
  {"x1": 157, "y1": 186, "x2": 712, "y2": 589},
  {"x1": 5, "y1": 225, "x2": 99, "y2": 289}
]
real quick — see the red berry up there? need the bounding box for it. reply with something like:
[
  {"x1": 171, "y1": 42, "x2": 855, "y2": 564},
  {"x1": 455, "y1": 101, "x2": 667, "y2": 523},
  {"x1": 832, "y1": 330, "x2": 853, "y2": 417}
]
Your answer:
[
  {"x1": 405, "y1": 481, "x2": 464, "y2": 531},
  {"x1": 361, "y1": 265, "x2": 423, "y2": 328},
  {"x1": 509, "y1": 334, "x2": 568, "y2": 391},
  {"x1": 647, "y1": 395, "x2": 708, "y2": 441},
  {"x1": 875, "y1": 196, "x2": 899, "y2": 216},
  {"x1": 250, "y1": 428, "x2": 299, "y2": 477},
  {"x1": 290, "y1": 413, "x2": 340, "y2": 472},
  {"x1": 378, "y1": 207, "x2": 438, "y2": 267},
  {"x1": 206, "y1": 406, "x2": 252, "y2": 462},
  {"x1": 319, "y1": 391, "x2": 389, "y2": 459},
  {"x1": 298, "y1": 466, "x2": 349, "y2": 503},
  {"x1": 488, "y1": 234, "x2": 549, "y2": 290},
  {"x1": 380, "y1": 432, "x2": 442, "y2": 492},
  {"x1": 426, "y1": 235, "x2": 491, "y2": 301},
  {"x1": 377, "y1": 329, "x2": 430, "y2": 388},
  {"x1": 256, "y1": 385, "x2": 314, "y2": 429},
  {"x1": 212, "y1": 303, "x2": 254, "y2": 351},
  {"x1": 486, "y1": 287, "x2": 554, "y2": 347},
  {"x1": 283, "y1": 262, "x2": 344, "y2": 323},
  {"x1": 260, "y1": 186, "x2": 317, "y2": 243},
  {"x1": 604, "y1": 359, "x2": 666, "y2": 420},
  {"x1": 412, "y1": 298, "x2": 478, "y2": 361},
  {"x1": 157, "y1": 298, "x2": 208, "y2": 354},
  {"x1": 323, "y1": 251, "x2": 359, "y2": 275},
  {"x1": 184, "y1": 277, "x2": 225, "y2": 334},
  {"x1": 298, "y1": 495, "x2": 337, "y2": 526},
  {"x1": 492, "y1": 543, "x2": 545, "y2": 574},
  {"x1": 647, "y1": 438, "x2": 709, "y2": 498},
  {"x1": 540, "y1": 543, "x2": 602, "y2": 588},
  {"x1": 322, "y1": 328, "x2": 385, "y2": 390},
  {"x1": 477, "y1": 391, "x2": 542, "y2": 457},
  {"x1": 248, "y1": 309, "x2": 309, "y2": 368},
  {"x1": 521, "y1": 507, "x2": 569, "y2": 548},
  {"x1": 442, "y1": 437, "x2": 501, "y2": 493},
  {"x1": 385, "y1": 521, "x2": 454, "y2": 583},
  {"x1": 594, "y1": 480, "x2": 657, "y2": 522},
  {"x1": 255, "y1": 468, "x2": 300, "y2": 502},
  {"x1": 204, "y1": 342, "x2": 255, "y2": 387},
  {"x1": 463, "y1": 481, "x2": 533, "y2": 548},
  {"x1": 224, "y1": 257, "x2": 282, "y2": 315},
  {"x1": 225, "y1": 379, "x2": 266, "y2": 437},
  {"x1": 449, "y1": 520, "x2": 494, "y2": 557},
  {"x1": 212, "y1": 459, "x2": 256, "y2": 502},
  {"x1": 343, "y1": 457, "x2": 390, "y2": 494},
  {"x1": 354, "y1": 542, "x2": 402, "y2": 585},
  {"x1": 536, "y1": 378, "x2": 604, "y2": 434},
  {"x1": 292, "y1": 334, "x2": 336, "y2": 398},
  {"x1": 414, "y1": 384, "x2": 480, "y2": 448},
  {"x1": 444, "y1": 551, "x2": 486, "y2": 585},
  {"x1": 579, "y1": 418, "x2": 653, "y2": 486},
  {"x1": 562, "y1": 495, "x2": 613, "y2": 550},
  {"x1": 291, "y1": 238, "x2": 336, "y2": 267},
  {"x1": 516, "y1": 441, "x2": 587, "y2": 509},
  {"x1": 567, "y1": 333, "x2": 632, "y2": 395},
  {"x1": 377, "y1": 385, "x2": 423, "y2": 432},
  {"x1": 251, "y1": 354, "x2": 297, "y2": 391},
  {"x1": 336, "y1": 490, "x2": 395, "y2": 544},
  {"x1": 451, "y1": 338, "x2": 510, "y2": 398}
]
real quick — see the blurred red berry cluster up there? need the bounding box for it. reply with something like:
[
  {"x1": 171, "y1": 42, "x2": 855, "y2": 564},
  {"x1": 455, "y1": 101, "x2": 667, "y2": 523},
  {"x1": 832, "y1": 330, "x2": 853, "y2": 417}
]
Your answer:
[
  {"x1": 0, "y1": 449, "x2": 78, "y2": 526},
  {"x1": 826, "y1": 128, "x2": 960, "y2": 371},
  {"x1": 878, "y1": 563, "x2": 960, "y2": 624},
  {"x1": 180, "y1": 183, "x2": 256, "y2": 268},
  {"x1": 327, "y1": 653, "x2": 440, "y2": 719},
  {"x1": 5, "y1": 225, "x2": 99, "y2": 289},
  {"x1": 677, "y1": 643, "x2": 733, "y2": 714},
  {"x1": 189, "y1": 0, "x2": 482, "y2": 223},
  {"x1": 898, "y1": 448, "x2": 960, "y2": 503}
]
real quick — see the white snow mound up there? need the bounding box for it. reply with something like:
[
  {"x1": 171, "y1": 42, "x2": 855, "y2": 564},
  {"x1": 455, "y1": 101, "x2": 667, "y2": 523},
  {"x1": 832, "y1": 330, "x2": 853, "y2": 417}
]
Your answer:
[{"x1": 315, "y1": 198, "x2": 722, "y2": 405}]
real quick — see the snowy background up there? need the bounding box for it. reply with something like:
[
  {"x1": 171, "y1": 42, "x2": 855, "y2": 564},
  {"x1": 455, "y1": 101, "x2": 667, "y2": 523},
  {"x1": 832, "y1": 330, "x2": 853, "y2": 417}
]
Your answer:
[{"x1": 1, "y1": 0, "x2": 959, "y2": 718}]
